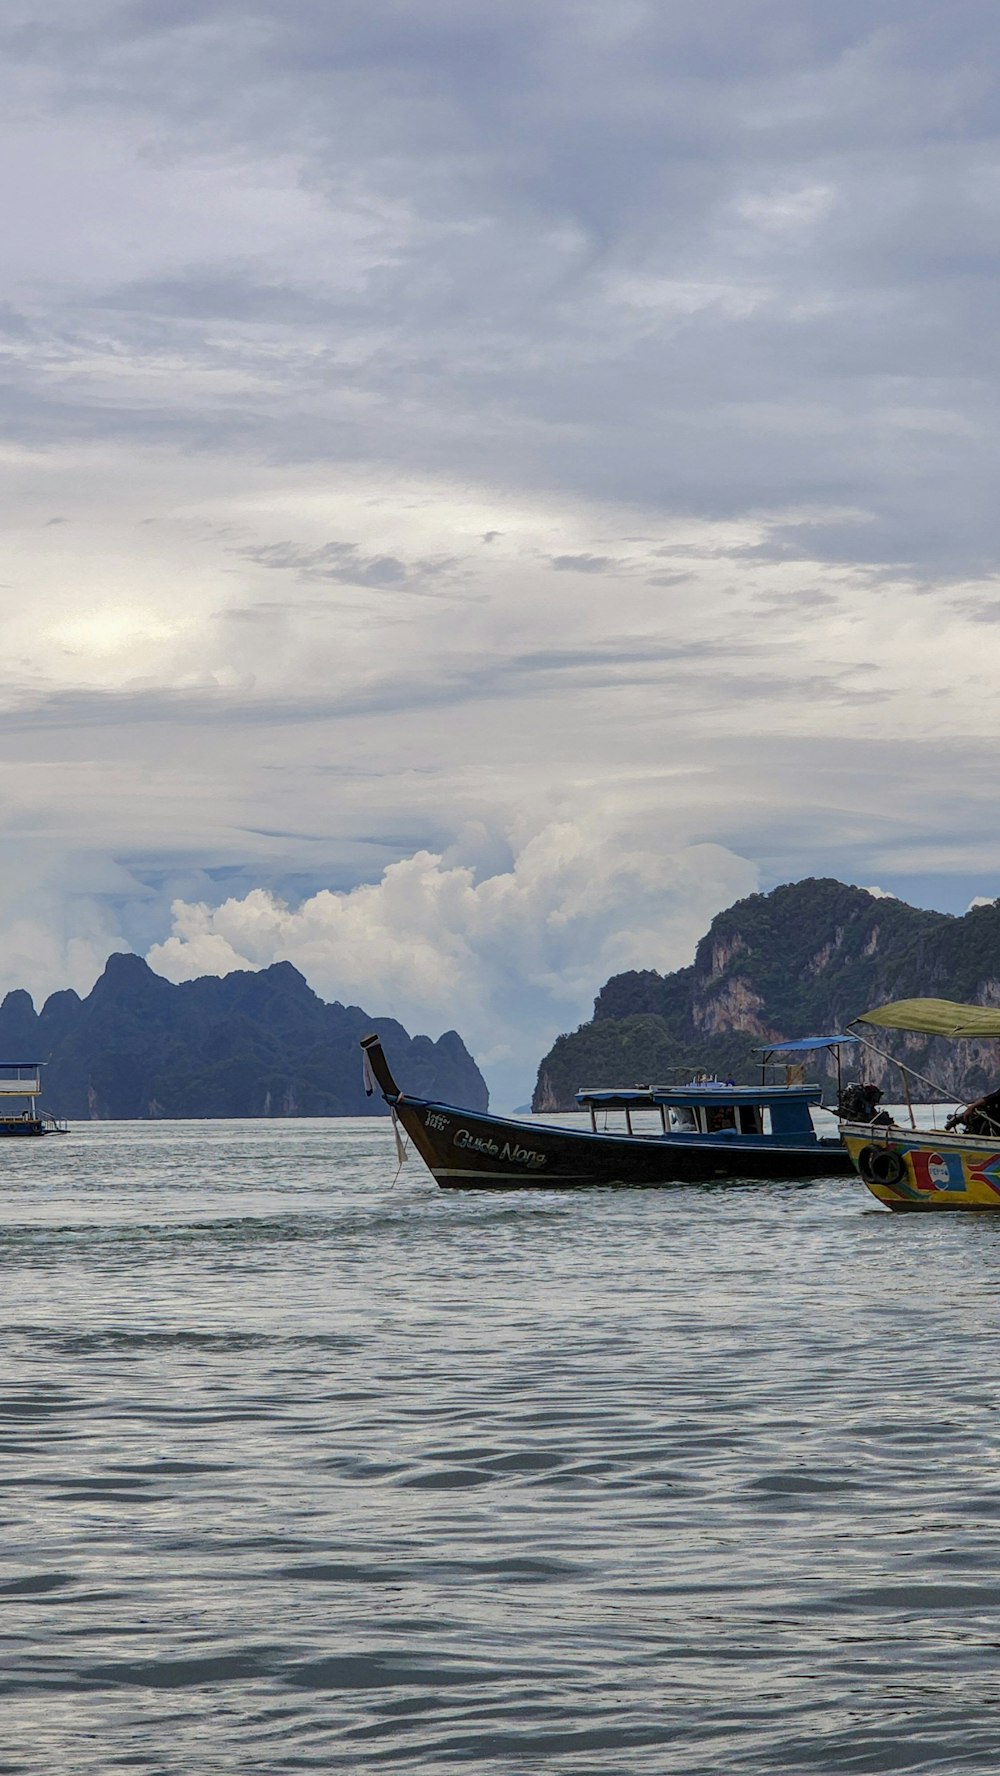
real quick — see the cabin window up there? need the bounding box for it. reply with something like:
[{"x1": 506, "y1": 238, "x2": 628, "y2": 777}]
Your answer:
[
  {"x1": 630, "y1": 1107, "x2": 662, "y2": 1136},
  {"x1": 706, "y1": 1105, "x2": 736, "y2": 1133},
  {"x1": 668, "y1": 1106, "x2": 698, "y2": 1132},
  {"x1": 736, "y1": 1105, "x2": 762, "y2": 1135}
]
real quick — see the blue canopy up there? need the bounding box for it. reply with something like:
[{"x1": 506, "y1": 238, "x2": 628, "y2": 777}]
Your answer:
[{"x1": 755, "y1": 1035, "x2": 858, "y2": 1055}]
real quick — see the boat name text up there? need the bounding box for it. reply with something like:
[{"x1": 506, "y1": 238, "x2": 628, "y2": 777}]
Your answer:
[{"x1": 452, "y1": 1127, "x2": 547, "y2": 1170}]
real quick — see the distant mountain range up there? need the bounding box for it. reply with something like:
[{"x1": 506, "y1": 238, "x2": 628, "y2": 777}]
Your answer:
[
  {"x1": 533, "y1": 878, "x2": 1000, "y2": 1110},
  {"x1": 0, "y1": 953, "x2": 487, "y2": 1120}
]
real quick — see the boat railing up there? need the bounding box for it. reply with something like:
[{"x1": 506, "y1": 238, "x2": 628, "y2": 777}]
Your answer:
[{"x1": 0, "y1": 1066, "x2": 43, "y2": 1097}]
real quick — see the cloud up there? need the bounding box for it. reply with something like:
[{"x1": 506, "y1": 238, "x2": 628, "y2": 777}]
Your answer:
[
  {"x1": 239, "y1": 537, "x2": 465, "y2": 594},
  {"x1": 3, "y1": 0, "x2": 1000, "y2": 1070},
  {"x1": 0, "y1": 0, "x2": 998, "y2": 585},
  {"x1": 0, "y1": 840, "x2": 133, "y2": 1008},
  {"x1": 549, "y1": 554, "x2": 620, "y2": 574},
  {"x1": 147, "y1": 818, "x2": 759, "y2": 1104}
]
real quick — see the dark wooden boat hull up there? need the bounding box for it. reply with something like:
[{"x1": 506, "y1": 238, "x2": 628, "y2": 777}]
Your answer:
[
  {"x1": 393, "y1": 1097, "x2": 851, "y2": 1188},
  {"x1": 360, "y1": 1033, "x2": 851, "y2": 1189}
]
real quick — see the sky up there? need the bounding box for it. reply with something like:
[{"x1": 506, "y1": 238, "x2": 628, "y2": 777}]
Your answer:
[{"x1": 3, "y1": 0, "x2": 1000, "y2": 1105}]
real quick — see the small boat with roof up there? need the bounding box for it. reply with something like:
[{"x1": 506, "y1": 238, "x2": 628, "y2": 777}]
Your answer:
[
  {"x1": 360, "y1": 1032, "x2": 856, "y2": 1188},
  {"x1": 839, "y1": 997, "x2": 1000, "y2": 1209},
  {"x1": 0, "y1": 1062, "x2": 67, "y2": 1137}
]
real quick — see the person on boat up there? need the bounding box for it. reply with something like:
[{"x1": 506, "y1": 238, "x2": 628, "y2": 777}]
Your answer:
[{"x1": 946, "y1": 1087, "x2": 1000, "y2": 1135}]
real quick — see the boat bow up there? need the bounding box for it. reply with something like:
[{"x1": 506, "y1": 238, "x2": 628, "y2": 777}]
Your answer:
[{"x1": 361, "y1": 1033, "x2": 401, "y2": 1104}]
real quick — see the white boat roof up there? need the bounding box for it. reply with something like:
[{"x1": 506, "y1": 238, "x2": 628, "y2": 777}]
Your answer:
[{"x1": 576, "y1": 1083, "x2": 823, "y2": 1108}]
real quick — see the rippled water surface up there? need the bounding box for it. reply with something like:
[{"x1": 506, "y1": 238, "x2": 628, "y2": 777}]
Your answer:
[{"x1": 4, "y1": 1118, "x2": 1000, "y2": 1774}]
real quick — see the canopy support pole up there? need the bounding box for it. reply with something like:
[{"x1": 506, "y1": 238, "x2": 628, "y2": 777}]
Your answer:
[
  {"x1": 849, "y1": 1029, "x2": 960, "y2": 1121},
  {"x1": 900, "y1": 1064, "x2": 916, "y2": 1130}
]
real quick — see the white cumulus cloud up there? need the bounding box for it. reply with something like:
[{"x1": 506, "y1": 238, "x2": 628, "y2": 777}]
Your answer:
[
  {"x1": 0, "y1": 841, "x2": 133, "y2": 1009},
  {"x1": 147, "y1": 818, "x2": 758, "y2": 1104}
]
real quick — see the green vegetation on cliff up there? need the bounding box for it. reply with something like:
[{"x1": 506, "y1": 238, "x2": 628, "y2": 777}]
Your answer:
[{"x1": 534, "y1": 878, "x2": 1000, "y2": 1110}]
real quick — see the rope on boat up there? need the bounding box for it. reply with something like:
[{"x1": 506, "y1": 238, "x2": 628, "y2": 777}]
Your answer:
[{"x1": 389, "y1": 1106, "x2": 409, "y2": 1187}]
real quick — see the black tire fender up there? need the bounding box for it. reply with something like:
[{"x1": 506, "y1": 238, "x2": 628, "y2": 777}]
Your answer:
[{"x1": 858, "y1": 1144, "x2": 906, "y2": 1187}]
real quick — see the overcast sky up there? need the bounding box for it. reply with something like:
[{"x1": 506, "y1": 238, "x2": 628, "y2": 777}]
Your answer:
[{"x1": 3, "y1": 1, "x2": 1000, "y2": 1102}]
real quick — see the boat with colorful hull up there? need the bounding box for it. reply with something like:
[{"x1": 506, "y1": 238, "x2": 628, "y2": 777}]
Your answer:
[
  {"x1": 360, "y1": 1033, "x2": 854, "y2": 1189},
  {"x1": 839, "y1": 997, "x2": 1000, "y2": 1210},
  {"x1": 840, "y1": 1121, "x2": 1000, "y2": 1209}
]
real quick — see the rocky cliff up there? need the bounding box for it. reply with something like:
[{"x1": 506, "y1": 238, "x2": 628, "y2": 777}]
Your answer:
[
  {"x1": 533, "y1": 878, "x2": 1000, "y2": 1109},
  {"x1": 0, "y1": 954, "x2": 487, "y2": 1121}
]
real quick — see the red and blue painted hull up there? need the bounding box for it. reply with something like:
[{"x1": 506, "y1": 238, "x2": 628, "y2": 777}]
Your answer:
[{"x1": 841, "y1": 1120, "x2": 1000, "y2": 1209}]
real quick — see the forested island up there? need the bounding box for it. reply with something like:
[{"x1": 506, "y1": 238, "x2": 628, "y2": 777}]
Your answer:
[
  {"x1": 0, "y1": 953, "x2": 487, "y2": 1120},
  {"x1": 7, "y1": 876, "x2": 1000, "y2": 1123},
  {"x1": 533, "y1": 879, "x2": 1000, "y2": 1110}
]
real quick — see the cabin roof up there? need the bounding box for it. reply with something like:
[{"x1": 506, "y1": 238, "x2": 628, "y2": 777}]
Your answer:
[
  {"x1": 575, "y1": 1089, "x2": 659, "y2": 1108},
  {"x1": 576, "y1": 1083, "x2": 823, "y2": 1109}
]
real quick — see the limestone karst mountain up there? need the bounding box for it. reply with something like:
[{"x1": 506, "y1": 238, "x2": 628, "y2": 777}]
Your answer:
[
  {"x1": 0, "y1": 953, "x2": 487, "y2": 1120},
  {"x1": 533, "y1": 879, "x2": 1000, "y2": 1110}
]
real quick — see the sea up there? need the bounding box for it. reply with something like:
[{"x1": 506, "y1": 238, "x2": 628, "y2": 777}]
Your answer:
[{"x1": 4, "y1": 1114, "x2": 1000, "y2": 1775}]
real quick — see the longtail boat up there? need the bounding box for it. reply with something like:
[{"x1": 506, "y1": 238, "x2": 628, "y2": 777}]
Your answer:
[
  {"x1": 839, "y1": 997, "x2": 1000, "y2": 1209},
  {"x1": 360, "y1": 1032, "x2": 855, "y2": 1189}
]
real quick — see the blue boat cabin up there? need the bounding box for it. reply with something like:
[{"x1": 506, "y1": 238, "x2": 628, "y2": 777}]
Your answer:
[{"x1": 576, "y1": 1082, "x2": 823, "y2": 1144}]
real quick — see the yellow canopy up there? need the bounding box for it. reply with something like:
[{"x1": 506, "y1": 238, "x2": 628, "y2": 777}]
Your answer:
[{"x1": 857, "y1": 998, "x2": 1000, "y2": 1038}]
